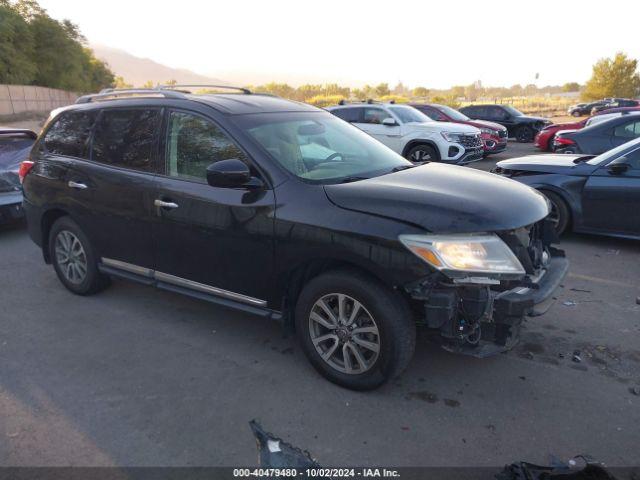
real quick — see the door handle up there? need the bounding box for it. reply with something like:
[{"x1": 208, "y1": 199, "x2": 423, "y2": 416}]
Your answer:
[
  {"x1": 154, "y1": 199, "x2": 179, "y2": 209},
  {"x1": 68, "y1": 181, "x2": 88, "y2": 189}
]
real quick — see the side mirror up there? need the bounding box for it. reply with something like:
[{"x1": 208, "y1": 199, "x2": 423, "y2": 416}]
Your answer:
[
  {"x1": 382, "y1": 117, "x2": 398, "y2": 127},
  {"x1": 206, "y1": 159, "x2": 260, "y2": 188},
  {"x1": 607, "y1": 157, "x2": 630, "y2": 175}
]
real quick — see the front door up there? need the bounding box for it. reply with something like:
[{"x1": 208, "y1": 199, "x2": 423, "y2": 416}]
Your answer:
[
  {"x1": 152, "y1": 109, "x2": 275, "y2": 304},
  {"x1": 582, "y1": 147, "x2": 640, "y2": 236},
  {"x1": 353, "y1": 107, "x2": 403, "y2": 153}
]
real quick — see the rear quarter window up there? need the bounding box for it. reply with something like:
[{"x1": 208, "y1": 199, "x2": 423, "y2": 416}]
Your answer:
[{"x1": 43, "y1": 110, "x2": 97, "y2": 158}]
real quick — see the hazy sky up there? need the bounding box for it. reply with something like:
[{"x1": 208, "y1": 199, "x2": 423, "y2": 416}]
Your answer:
[{"x1": 38, "y1": 0, "x2": 640, "y2": 88}]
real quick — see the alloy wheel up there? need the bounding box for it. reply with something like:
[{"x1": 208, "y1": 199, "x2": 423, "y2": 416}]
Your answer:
[
  {"x1": 410, "y1": 149, "x2": 432, "y2": 162},
  {"x1": 308, "y1": 293, "x2": 380, "y2": 375},
  {"x1": 55, "y1": 230, "x2": 88, "y2": 285}
]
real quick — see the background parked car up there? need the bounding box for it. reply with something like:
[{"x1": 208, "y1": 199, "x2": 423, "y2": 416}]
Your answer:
[
  {"x1": 327, "y1": 102, "x2": 484, "y2": 164},
  {"x1": 553, "y1": 113, "x2": 640, "y2": 154},
  {"x1": 567, "y1": 101, "x2": 606, "y2": 117},
  {"x1": 593, "y1": 105, "x2": 640, "y2": 116},
  {"x1": 458, "y1": 104, "x2": 550, "y2": 142},
  {"x1": 494, "y1": 137, "x2": 640, "y2": 239},
  {"x1": 0, "y1": 128, "x2": 37, "y2": 224},
  {"x1": 591, "y1": 99, "x2": 640, "y2": 115},
  {"x1": 536, "y1": 112, "x2": 636, "y2": 151},
  {"x1": 409, "y1": 103, "x2": 508, "y2": 156}
]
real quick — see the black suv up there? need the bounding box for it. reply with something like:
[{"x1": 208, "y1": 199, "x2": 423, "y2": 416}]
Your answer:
[
  {"x1": 21, "y1": 87, "x2": 568, "y2": 390},
  {"x1": 459, "y1": 104, "x2": 551, "y2": 142}
]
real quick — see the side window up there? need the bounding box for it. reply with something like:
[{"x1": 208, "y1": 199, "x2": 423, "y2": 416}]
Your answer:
[
  {"x1": 43, "y1": 110, "x2": 97, "y2": 158},
  {"x1": 332, "y1": 107, "x2": 361, "y2": 123},
  {"x1": 362, "y1": 108, "x2": 393, "y2": 124},
  {"x1": 614, "y1": 121, "x2": 640, "y2": 139},
  {"x1": 166, "y1": 111, "x2": 249, "y2": 182},
  {"x1": 488, "y1": 107, "x2": 508, "y2": 120},
  {"x1": 91, "y1": 109, "x2": 160, "y2": 172},
  {"x1": 622, "y1": 148, "x2": 640, "y2": 169},
  {"x1": 419, "y1": 107, "x2": 444, "y2": 121}
]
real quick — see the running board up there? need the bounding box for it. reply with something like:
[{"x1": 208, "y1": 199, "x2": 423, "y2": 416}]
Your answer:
[{"x1": 99, "y1": 258, "x2": 281, "y2": 321}]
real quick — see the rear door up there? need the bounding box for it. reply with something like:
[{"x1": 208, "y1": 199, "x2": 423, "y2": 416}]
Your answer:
[
  {"x1": 151, "y1": 109, "x2": 275, "y2": 304},
  {"x1": 581, "y1": 147, "x2": 640, "y2": 236},
  {"x1": 68, "y1": 107, "x2": 162, "y2": 270}
]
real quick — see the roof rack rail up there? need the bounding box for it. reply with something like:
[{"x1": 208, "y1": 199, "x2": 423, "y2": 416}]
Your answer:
[
  {"x1": 337, "y1": 98, "x2": 395, "y2": 105},
  {"x1": 158, "y1": 84, "x2": 252, "y2": 94},
  {"x1": 76, "y1": 88, "x2": 187, "y2": 104}
]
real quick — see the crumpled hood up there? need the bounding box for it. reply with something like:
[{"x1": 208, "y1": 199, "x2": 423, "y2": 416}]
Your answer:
[
  {"x1": 324, "y1": 163, "x2": 550, "y2": 233},
  {"x1": 409, "y1": 121, "x2": 480, "y2": 134},
  {"x1": 496, "y1": 154, "x2": 596, "y2": 174}
]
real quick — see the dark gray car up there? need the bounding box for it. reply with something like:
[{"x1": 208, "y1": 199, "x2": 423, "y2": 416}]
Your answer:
[
  {"x1": 0, "y1": 129, "x2": 37, "y2": 223},
  {"x1": 553, "y1": 113, "x2": 640, "y2": 154}
]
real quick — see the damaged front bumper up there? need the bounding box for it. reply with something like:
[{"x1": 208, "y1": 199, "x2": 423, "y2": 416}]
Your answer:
[{"x1": 408, "y1": 247, "x2": 568, "y2": 358}]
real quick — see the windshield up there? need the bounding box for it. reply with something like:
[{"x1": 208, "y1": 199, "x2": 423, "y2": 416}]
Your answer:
[
  {"x1": 503, "y1": 105, "x2": 524, "y2": 117},
  {"x1": 436, "y1": 105, "x2": 470, "y2": 121},
  {"x1": 586, "y1": 137, "x2": 640, "y2": 165},
  {"x1": 236, "y1": 112, "x2": 411, "y2": 184},
  {"x1": 388, "y1": 105, "x2": 431, "y2": 124}
]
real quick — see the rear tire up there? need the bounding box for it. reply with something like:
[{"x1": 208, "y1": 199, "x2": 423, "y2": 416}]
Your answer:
[
  {"x1": 295, "y1": 270, "x2": 416, "y2": 390},
  {"x1": 515, "y1": 126, "x2": 534, "y2": 143},
  {"x1": 406, "y1": 144, "x2": 439, "y2": 163},
  {"x1": 541, "y1": 190, "x2": 570, "y2": 236},
  {"x1": 49, "y1": 216, "x2": 110, "y2": 295}
]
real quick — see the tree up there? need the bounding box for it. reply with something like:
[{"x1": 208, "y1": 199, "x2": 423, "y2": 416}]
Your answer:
[
  {"x1": 0, "y1": 2, "x2": 37, "y2": 84},
  {"x1": 113, "y1": 76, "x2": 132, "y2": 89},
  {"x1": 412, "y1": 87, "x2": 429, "y2": 98},
  {"x1": 142, "y1": 80, "x2": 154, "y2": 88},
  {"x1": 562, "y1": 82, "x2": 581, "y2": 92},
  {"x1": 582, "y1": 52, "x2": 640, "y2": 101},
  {"x1": 374, "y1": 83, "x2": 390, "y2": 97},
  {"x1": 0, "y1": 0, "x2": 114, "y2": 91},
  {"x1": 450, "y1": 85, "x2": 465, "y2": 99}
]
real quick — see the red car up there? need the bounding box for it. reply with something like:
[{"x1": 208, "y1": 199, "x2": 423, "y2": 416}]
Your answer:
[
  {"x1": 534, "y1": 119, "x2": 587, "y2": 151},
  {"x1": 410, "y1": 103, "x2": 508, "y2": 155}
]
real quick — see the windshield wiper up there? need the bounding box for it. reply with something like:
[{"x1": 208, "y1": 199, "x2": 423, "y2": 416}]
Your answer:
[
  {"x1": 338, "y1": 176, "x2": 369, "y2": 184},
  {"x1": 390, "y1": 164, "x2": 417, "y2": 173}
]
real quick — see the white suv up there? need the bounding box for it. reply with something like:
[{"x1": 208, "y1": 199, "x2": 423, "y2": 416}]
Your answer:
[{"x1": 327, "y1": 102, "x2": 484, "y2": 164}]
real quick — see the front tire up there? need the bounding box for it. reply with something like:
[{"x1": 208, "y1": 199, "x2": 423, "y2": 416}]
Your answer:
[
  {"x1": 515, "y1": 126, "x2": 534, "y2": 143},
  {"x1": 295, "y1": 270, "x2": 416, "y2": 390},
  {"x1": 541, "y1": 190, "x2": 570, "y2": 236},
  {"x1": 406, "y1": 144, "x2": 439, "y2": 163},
  {"x1": 49, "y1": 216, "x2": 110, "y2": 295}
]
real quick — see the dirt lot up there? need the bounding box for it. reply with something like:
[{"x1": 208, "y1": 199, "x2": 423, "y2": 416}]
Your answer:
[{"x1": 0, "y1": 138, "x2": 639, "y2": 468}]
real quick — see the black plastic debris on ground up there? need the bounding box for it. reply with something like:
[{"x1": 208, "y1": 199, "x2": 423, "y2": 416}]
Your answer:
[
  {"x1": 250, "y1": 419, "x2": 319, "y2": 468},
  {"x1": 496, "y1": 456, "x2": 617, "y2": 480}
]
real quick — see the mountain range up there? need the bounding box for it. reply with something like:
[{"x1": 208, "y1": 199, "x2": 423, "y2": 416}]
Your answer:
[{"x1": 91, "y1": 44, "x2": 226, "y2": 87}]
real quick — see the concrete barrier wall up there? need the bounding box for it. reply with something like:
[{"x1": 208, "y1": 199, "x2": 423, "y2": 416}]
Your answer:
[{"x1": 0, "y1": 85, "x2": 77, "y2": 117}]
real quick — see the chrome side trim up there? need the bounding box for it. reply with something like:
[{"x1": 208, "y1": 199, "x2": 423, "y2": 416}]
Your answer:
[
  {"x1": 154, "y1": 271, "x2": 267, "y2": 307},
  {"x1": 101, "y1": 257, "x2": 267, "y2": 307},
  {"x1": 102, "y1": 257, "x2": 153, "y2": 277}
]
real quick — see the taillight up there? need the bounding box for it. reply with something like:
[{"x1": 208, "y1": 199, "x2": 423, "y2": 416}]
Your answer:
[
  {"x1": 18, "y1": 160, "x2": 34, "y2": 184},
  {"x1": 554, "y1": 137, "x2": 576, "y2": 146}
]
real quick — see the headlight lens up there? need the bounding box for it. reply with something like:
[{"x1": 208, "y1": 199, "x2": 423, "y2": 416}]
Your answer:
[
  {"x1": 440, "y1": 131, "x2": 465, "y2": 142},
  {"x1": 399, "y1": 233, "x2": 525, "y2": 277},
  {"x1": 480, "y1": 127, "x2": 497, "y2": 136}
]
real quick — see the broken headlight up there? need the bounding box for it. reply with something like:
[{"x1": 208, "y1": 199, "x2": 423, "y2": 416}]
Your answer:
[{"x1": 399, "y1": 233, "x2": 526, "y2": 279}]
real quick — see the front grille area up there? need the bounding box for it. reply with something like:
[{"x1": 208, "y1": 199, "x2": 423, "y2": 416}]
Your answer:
[
  {"x1": 498, "y1": 220, "x2": 554, "y2": 275},
  {"x1": 459, "y1": 134, "x2": 483, "y2": 148}
]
